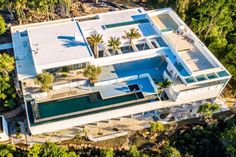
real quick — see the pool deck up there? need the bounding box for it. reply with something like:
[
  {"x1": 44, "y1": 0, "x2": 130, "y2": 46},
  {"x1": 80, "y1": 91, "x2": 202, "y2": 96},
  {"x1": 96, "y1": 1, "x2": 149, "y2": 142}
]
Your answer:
[
  {"x1": 127, "y1": 77, "x2": 157, "y2": 95},
  {"x1": 93, "y1": 83, "x2": 130, "y2": 98}
]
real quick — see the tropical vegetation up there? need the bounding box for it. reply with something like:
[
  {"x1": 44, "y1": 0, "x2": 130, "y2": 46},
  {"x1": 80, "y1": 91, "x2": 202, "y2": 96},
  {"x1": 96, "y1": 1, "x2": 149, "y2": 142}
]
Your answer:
[
  {"x1": 150, "y1": 121, "x2": 165, "y2": 133},
  {"x1": 100, "y1": 148, "x2": 114, "y2": 157},
  {"x1": 198, "y1": 103, "x2": 220, "y2": 118},
  {"x1": 0, "y1": 53, "x2": 16, "y2": 109},
  {"x1": 35, "y1": 72, "x2": 54, "y2": 92},
  {"x1": 157, "y1": 78, "x2": 172, "y2": 99},
  {"x1": 157, "y1": 79, "x2": 172, "y2": 89},
  {"x1": 123, "y1": 28, "x2": 141, "y2": 51},
  {"x1": 0, "y1": 0, "x2": 72, "y2": 24},
  {"x1": 108, "y1": 37, "x2": 121, "y2": 55},
  {"x1": 87, "y1": 34, "x2": 104, "y2": 58},
  {"x1": 83, "y1": 65, "x2": 102, "y2": 84},
  {"x1": 0, "y1": 15, "x2": 6, "y2": 35}
]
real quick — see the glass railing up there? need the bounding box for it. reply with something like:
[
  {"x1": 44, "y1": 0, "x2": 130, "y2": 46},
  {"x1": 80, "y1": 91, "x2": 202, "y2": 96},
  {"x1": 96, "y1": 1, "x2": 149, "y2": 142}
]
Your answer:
[{"x1": 105, "y1": 19, "x2": 149, "y2": 29}]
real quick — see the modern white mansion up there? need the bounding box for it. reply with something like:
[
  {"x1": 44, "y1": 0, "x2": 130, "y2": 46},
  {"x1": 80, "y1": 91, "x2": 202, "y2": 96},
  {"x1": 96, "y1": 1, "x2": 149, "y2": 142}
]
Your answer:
[{"x1": 11, "y1": 8, "x2": 231, "y2": 135}]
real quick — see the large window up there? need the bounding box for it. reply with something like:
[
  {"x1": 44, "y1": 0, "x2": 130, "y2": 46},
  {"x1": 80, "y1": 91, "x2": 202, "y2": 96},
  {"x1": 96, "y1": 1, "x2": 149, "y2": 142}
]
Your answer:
[{"x1": 44, "y1": 62, "x2": 87, "y2": 74}]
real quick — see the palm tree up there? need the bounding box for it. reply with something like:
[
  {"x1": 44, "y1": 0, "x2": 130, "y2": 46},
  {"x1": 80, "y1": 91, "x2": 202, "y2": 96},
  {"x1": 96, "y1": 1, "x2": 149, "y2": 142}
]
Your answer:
[
  {"x1": 157, "y1": 79, "x2": 172, "y2": 99},
  {"x1": 158, "y1": 79, "x2": 173, "y2": 88},
  {"x1": 107, "y1": 37, "x2": 121, "y2": 55},
  {"x1": 87, "y1": 34, "x2": 103, "y2": 58},
  {"x1": 83, "y1": 65, "x2": 101, "y2": 84},
  {"x1": 122, "y1": 28, "x2": 141, "y2": 52}
]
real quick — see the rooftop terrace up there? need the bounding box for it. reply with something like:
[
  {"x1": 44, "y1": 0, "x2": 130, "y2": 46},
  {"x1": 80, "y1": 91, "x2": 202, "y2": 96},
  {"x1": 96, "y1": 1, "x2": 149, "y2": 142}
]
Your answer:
[
  {"x1": 28, "y1": 22, "x2": 93, "y2": 71},
  {"x1": 11, "y1": 7, "x2": 230, "y2": 86}
]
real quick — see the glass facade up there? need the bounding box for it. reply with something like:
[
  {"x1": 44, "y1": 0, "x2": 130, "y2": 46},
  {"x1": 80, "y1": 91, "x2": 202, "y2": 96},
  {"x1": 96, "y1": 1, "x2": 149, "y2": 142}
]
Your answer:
[{"x1": 44, "y1": 62, "x2": 87, "y2": 74}]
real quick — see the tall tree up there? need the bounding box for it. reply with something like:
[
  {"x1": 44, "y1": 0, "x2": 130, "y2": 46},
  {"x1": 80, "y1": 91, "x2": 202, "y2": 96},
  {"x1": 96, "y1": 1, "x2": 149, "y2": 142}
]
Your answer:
[
  {"x1": 0, "y1": 53, "x2": 16, "y2": 109},
  {"x1": 157, "y1": 79, "x2": 172, "y2": 99},
  {"x1": 87, "y1": 34, "x2": 104, "y2": 58},
  {"x1": 14, "y1": 0, "x2": 27, "y2": 24},
  {"x1": 220, "y1": 127, "x2": 236, "y2": 157},
  {"x1": 123, "y1": 28, "x2": 141, "y2": 52},
  {"x1": 0, "y1": 15, "x2": 6, "y2": 35},
  {"x1": 100, "y1": 148, "x2": 114, "y2": 157},
  {"x1": 107, "y1": 37, "x2": 121, "y2": 55}
]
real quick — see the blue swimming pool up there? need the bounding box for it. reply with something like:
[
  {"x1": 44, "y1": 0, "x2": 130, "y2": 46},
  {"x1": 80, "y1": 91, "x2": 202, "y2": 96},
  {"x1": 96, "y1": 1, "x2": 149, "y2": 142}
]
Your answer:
[
  {"x1": 113, "y1": 57, "x2": 167, "y2": 78},
  {"x1": 164, "y1": 49, "x2": 189, "y2": 76},
  {"x1": 127, "y1": 77, "x2": 156, "y2": 95},
  {"x1": 156, "y1": 37, "x2": 168, "y2": 47}
]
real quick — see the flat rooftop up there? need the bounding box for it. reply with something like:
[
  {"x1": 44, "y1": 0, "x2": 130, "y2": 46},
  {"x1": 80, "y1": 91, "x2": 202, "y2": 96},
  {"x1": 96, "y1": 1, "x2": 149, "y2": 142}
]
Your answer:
[
  {"x1": 79, "y1": 8, "x2": 157, "y2": 45},
  {"x1": 28, "y1": 22, "x2": 93, "y2": 70},
  {"x1": 11, "y1": 7, "x2": 229, "y2": 84},
  {"x1": 164, "y1": 32, "x2": 214, "y2": 72}
]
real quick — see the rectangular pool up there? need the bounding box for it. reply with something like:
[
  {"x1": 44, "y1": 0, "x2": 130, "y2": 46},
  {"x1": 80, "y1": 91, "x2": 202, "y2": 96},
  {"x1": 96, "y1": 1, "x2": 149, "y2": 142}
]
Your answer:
[{"x1": 37, "y1": 92, "x2": 138, "y2": 119}]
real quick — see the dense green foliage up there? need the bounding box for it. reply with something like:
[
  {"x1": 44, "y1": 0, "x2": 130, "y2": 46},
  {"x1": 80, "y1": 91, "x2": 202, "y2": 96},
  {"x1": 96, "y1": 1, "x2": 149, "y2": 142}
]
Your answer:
[
  {"x1": 150, "y1": 121, "x2": 165, "y2": 133},
  {"x1": 149, "y1": 0, "x2": 236, "y2": 91},
  {"x1": 0, "y1": 114, "x2": 235, "y2": 156},
  {"x1": 157, "y1": 145, "x2": 181, "y2": 157},
  {"x1": 0, "y1": 53, "x2": 16, "y2": 109},
  {"x1": 0, "y1": 15, "x2": 6, "y2": 35},
  {"x1": 220, "y1": 127, "x2": 236, "y2": 156},
  {"x1": 27, "y1": 142, "x2": 77, "y2": 157},
  {"x1": 129, "y1": 145, "x2": 149, "y2": 157},
  {"x1": 170, "y1": 113, "x2": 236, "y2": 157},
  {"x1": 0, "y1": 0, "x2": 72, "y2": 23},
  {"x1": 100, "y1": 148, "x2": 114, "y2": 157},
  {"x1": 0, "y1": 144, "x2": 26, "y2": 156},
  {"x1": 198, "y1": 103, "x2": 220, "y2": 118}
]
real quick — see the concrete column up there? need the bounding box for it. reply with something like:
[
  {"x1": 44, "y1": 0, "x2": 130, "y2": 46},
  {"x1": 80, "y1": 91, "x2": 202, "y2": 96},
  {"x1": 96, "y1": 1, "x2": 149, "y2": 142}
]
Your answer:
[
  {"x1": 108, "y1": 119, "x2": 111, "y2": 124},
  {"x1": 141, "y1": 112, "x2": 145, "y2": 116},
  {"x1": 130, "y1": 114, "x2": 134, "y2": 118},
  {"x1": 119, "y1": 117, "x2": 123, "y2": 121}
]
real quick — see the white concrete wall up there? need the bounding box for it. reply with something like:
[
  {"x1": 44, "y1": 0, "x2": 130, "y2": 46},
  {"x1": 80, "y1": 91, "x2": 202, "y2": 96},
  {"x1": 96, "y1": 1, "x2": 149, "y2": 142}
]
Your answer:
[
  {"x1": 175, "y1": 83, "x2": 224, "y2": 102},
  {"x1": 166, "y1": 83, "x2": 224, "y2": 102},
  {"x1": 0, "y1": 116, "x2": 9, "y2": 141},
  {"x1": 52, "y1": 80, "x2": 88, "y2": 90}
]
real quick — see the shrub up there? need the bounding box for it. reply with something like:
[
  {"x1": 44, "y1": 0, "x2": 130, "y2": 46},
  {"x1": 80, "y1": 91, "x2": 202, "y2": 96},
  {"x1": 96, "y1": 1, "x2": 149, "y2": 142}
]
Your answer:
[
  {"x1": 35, "y1": 72, "x2": 54, "y2": 92},
  {"x1": 83, "y1": 65, "x2": 101, "y2": 84},
  {"x1": 150, "y1": 121, "x2": 165, "y2": 133}
]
